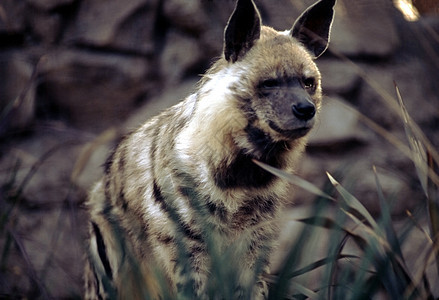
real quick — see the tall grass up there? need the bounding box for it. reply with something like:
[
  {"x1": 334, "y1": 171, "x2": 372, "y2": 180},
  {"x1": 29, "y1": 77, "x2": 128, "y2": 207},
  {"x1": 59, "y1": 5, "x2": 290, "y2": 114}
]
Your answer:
[{"x1": 1, "y1": 5, "x2": 439, "y2": 300}]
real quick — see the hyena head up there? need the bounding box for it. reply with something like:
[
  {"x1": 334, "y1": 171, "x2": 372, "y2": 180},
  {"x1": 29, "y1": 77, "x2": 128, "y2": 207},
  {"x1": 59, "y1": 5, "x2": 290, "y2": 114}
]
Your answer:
[{"x1": 201, "y1": 0, "x2": 335, "y2": 160}]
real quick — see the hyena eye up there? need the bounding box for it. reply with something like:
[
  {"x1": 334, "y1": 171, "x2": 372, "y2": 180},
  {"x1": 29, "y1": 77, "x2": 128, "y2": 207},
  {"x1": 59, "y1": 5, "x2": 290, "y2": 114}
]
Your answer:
[
  {"x1": 260, "y1": 79, "x2": 280, "y2": 89},
  {"x1": 303, "y1": 77, "x2": 315, "y2": 89}
]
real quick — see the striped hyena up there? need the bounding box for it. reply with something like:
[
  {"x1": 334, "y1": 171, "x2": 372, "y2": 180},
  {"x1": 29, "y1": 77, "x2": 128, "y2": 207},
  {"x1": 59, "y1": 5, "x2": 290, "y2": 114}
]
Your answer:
[{"x1": 84, "y1": 0, "x2": 335, "y2": 298}]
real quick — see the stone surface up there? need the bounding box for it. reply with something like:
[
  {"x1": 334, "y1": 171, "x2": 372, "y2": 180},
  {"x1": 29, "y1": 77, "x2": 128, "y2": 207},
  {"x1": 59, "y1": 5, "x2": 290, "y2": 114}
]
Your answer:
[
  {"x1": 36, "y1": 49, "x2": 153, "y2": 131},
  {"x1": 329, "y1": 0, "x2": 400, "y2": 57},
  {"x1": 64, "y1": 0, "x2": 159, "y2": 55},
  {"x1": 28, "y1": 9, "x2": 62, "y2": 44},
  {"x1": 0, "y1": 206, "x2": 87, "y2": 298},
  {"x1": 308, "y1": 97, "x2": 369, "y2": 148},
  {"x1": 0, "y1": 0, "x2": 26, "y2": 35},
  {"x1": 163, "y1": 0, "x2": 208, "y2": 34},
  {"x1": 0, "y1": 52, "x2": 36, "y2": 136},
  {"x1": 0, "y1": 126, "x2": 88, "y2": 207},
  {"x1": 317, "y1": 59, "x2": 362, "y2": 97},
  {"x1": 27, "y1": 0, "x2": 75, "y2": 11},
  {"x1": 160, "y1": 31, "x2": 203, "y2": 84}
]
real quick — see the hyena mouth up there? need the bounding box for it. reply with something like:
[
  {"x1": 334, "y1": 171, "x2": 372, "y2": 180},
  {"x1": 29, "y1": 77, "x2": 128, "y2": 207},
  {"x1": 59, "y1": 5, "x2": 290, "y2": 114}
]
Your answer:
[{"x1": 268, "y1": 120, "x2": 312, "y2": 140}]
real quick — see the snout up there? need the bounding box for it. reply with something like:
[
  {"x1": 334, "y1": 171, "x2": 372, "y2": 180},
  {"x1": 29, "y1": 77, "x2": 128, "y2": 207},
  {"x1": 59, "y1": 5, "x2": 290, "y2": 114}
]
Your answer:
[
  {"x1": 292, "y1": 101, "x2": 315, "y2": 121},
  {"x1": 268, "y1": 90, "x2": 317, "y2": 140}
]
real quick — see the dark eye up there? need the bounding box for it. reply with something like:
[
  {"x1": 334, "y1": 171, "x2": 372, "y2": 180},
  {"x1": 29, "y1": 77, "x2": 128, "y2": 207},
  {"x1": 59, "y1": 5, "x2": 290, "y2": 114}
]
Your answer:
[
  {"x1": 260, "y1": 79, "x2": 280, "y2": 89},
  {"x1": 303, "y1": 77, "x2": 315, "y2": 89}
]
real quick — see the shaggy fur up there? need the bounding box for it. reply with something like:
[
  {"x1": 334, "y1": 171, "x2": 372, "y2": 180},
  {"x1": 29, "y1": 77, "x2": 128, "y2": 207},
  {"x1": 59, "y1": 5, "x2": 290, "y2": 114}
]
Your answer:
[{"x1": 84, "y1": 0, "x2": 335, "y2": 299}]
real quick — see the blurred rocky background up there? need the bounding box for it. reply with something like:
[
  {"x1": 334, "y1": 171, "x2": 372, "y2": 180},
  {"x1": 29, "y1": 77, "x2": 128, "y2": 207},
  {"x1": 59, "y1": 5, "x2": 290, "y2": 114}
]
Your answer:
[{"x1": 0, "y1": 0, "x2": 438, "y2": 298}]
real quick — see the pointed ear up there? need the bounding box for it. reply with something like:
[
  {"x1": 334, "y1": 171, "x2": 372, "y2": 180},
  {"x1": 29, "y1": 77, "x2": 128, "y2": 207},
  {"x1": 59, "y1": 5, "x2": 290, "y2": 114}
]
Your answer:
[
  {"x1": 224, "y1": 0, "x2": 261, "y2": 63},
  {"x1": 291, "y1": 0, "x2": 336, "y2": 58}
]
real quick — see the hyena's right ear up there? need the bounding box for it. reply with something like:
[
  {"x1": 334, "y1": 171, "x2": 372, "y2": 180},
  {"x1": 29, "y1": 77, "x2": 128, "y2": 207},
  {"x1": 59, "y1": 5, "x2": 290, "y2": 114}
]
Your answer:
[
  {"x1": 291, "y1": 0, "x2": 336, "y2": 58},
  {"x1": 224, "y1": 0, "x2": 261, "y2": 63}
]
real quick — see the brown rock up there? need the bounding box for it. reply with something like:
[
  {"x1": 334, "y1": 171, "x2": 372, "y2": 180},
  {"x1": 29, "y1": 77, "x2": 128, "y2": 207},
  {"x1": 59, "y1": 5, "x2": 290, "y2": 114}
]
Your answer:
[
  {"x1": 27, "y1": 0, "x2": 74, "y2": 11},
  {"x1": 28, "y1": 10, "x2": 62, "y2": 44},
  {"x1": 330, "y1": 0, "x2": 400, "y2": 57},
  {"x1": 163, "y1": 0, "x2": 208, "y2": 33},
  {"x1": 317, "y1": 59, "x2": 362, "y2": 96},
  {"x1": 308, "y1": 97, "x2": 369, "y2": 148},
  {"x1": 64, "y1": 0, "x2": 159, "y2": 55},
  {"x1": 160, "y1": 30, "x2": 203, "y2": 85},
  {"x1": 0, "y1": 52, "x2": 36, "y2": 136},
  {"x1": 37, "y1": 49, "x2": 153, "y2": 131},
  {"x1": 0, "y1": 0, "x2": 26, "y2": 35}
]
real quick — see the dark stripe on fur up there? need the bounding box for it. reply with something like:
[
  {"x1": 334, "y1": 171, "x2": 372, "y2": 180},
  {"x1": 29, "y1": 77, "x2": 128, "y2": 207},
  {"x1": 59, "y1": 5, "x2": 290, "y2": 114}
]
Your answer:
[
  {"x1": 157, "y1": 233, "x2": 174, "y2": 245},
  {"x1": 248, "y1": 195, "x2": 277, "y2": 217},
  {"x1": 153, "y1": 180, "x2": 204, "y2": 243},
  {"x1": 152, "y1": 180, "x2": 165, "y2": 205},
  {"x1": 214, "y1": 124, "x2": 290, "y2": 189},
  {"x1": 206, "y1": 201, "x2": 228, "y2": 222},
  {"x1": 118, "y1": 190, "x2": 128, "y2": 211},
  {"x1": 92, "y1": 222, "x2": 113, "y2": 281},
  {"x1": 213, "y1": 150, "x2": 274, "y2": 189},
  {"x1": 103, "y1": 149, "x2": 115, "y2": 176},
  {"x1": 245, "y1": 124, "x2": 290, "y2": 162},
  {"x1": 92, "y1": 264, "x2": 105, "y2": 300},
  {"x1": 181, "y1": 222, "x2": 203, "y2": 242},
  {"x1": 232, "y1": 196, "x2": 277, "y2": 228}
]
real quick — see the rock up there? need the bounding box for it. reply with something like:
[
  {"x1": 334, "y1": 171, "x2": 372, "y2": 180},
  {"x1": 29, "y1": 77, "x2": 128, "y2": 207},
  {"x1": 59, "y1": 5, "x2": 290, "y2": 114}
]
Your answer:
[
  {"x1": 72, "y1": 128, "x2": 119, "y2": 191},
  {"x1": 258, "y1": 0, "x2": 299, "y2": 30},
  {"x1": 0, "y1": 0, "x2": 26, "y2": 36},
  {"x1": 26, "y1": 0, "x2": 74, "y2": 11},
  {"x1": 36, "y1": 49, "x2": 154, "y2": 132},
  {"x1": 28, "y1": 9, "x2": 62, "y2": 44},
  {"x1": 0, "y1": 206, "x2": 86, "y2": 298},
  {"x1": 65, "y1": 0, "x2": 159, "y2": 55},
  {"x1": 0, "y1": 52, "x2": 36, "y2": 136},
  {"x1": 345, "y1": 159, "x2": 418, "y2": 216},
  {"x1": 317, "y1": 59, "x2": 362, "y2": 97},
  {"x1": 355, "y1": 57, "x2": 439, "y2": 130},
  {"x1": 0, "y1": 126, "x2": 88, "y2": 207},
  {"x1": 160, "y1": 30, "x2": 203, "y2": 85},
  {"x1": 308, "y1": 96, "x2": 369, "y2": 149},
  {"x1": 163, "y1": 0, "x2": 208, "y2": 34},
  {"x1": 330, "y1": 0, "x2": 400, "y2": 57},
  {"x1": 0, "y1": 0, "x2": 438, "y2": 298}
]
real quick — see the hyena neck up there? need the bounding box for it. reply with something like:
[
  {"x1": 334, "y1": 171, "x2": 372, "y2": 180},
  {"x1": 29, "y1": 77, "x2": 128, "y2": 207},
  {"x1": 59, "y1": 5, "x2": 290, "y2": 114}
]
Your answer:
[
  {"x1": 213, "y1": 143, "x2": 288, "y2": 190},
  {"x1": 211, "y1": 122, "x2": 291, "y2": 189}
]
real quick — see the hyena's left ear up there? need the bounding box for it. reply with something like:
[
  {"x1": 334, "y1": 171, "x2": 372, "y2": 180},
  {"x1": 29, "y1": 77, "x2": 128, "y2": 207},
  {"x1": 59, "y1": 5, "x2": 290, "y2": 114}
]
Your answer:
[
  {"x1": 224, "y1": 0, "x2": 261, "y2": 63},
  {"x1": 291, "y1": 0, "x2": 336, "y2": 58}
]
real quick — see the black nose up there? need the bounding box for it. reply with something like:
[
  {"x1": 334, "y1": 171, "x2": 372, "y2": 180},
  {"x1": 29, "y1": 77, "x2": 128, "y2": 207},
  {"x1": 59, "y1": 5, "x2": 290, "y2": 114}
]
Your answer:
[{"x1": 292, "y1": 102, "x2": 316, "y2": 121}]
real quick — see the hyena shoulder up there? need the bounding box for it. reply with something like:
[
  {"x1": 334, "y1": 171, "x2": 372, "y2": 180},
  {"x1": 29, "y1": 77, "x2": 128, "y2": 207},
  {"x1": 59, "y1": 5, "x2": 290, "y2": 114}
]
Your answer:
[{"x1": 84, "y1": 0, "x2": 336, "y2": 299}]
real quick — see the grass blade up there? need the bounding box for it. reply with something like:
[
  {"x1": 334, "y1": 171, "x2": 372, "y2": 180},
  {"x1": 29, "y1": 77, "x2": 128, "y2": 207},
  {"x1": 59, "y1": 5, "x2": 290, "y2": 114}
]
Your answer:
[
  {"x1": 287, "y1": 254, "x2": 359, "y2": 278},
  {"x1": 373, "y1": 166, "x2": 404, "y2": 260},
  {"x1": 253, "y1": 159, "x2": 334, "y2": 200},
  {"x1": 297, "y1": 216, "x2": 368, "y2": 252},
  {"x1": 289, "y1": 281, "x2": 319, "y2": 299},
  {"x1": 426, "y1": 152, "x2": 439, "y2": 278},
  {"x1": 326, "y1": 172, "x2": 381, "y2": 235},
  {"x1": 395, "y1": 83, "x2": 429, "y2": 197}
]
